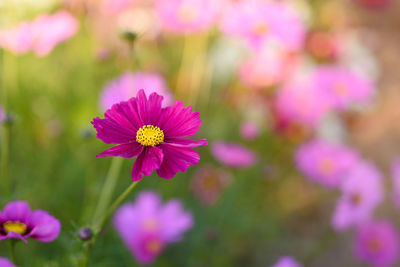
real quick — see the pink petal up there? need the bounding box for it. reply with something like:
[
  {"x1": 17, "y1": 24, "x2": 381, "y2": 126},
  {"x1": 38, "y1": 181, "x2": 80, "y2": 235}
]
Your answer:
[
  {"x1": 165, "y1": 138, "x2": 208, "y2": 148},
  {"x1": 26, "y1": 210, "x2": 61, "y2": 242},
  {"x1": 131, "y1": 147, "x2": 164, "y2": 181},
  {"x1": 3, "y1": 201, "x2": 31, "y2": 223},
  {"x1": 135, "y1": 90, "x2": 163, "y2": 126},
  {"x1": 156, "y1": 143, "x2": 200, "y2": 179},
  {"x1": 158, "y1": 101, "x2": 202, "y2": 138},
  {"x1": 97, "y1": 142, "x2": 143, "y2": 158}
]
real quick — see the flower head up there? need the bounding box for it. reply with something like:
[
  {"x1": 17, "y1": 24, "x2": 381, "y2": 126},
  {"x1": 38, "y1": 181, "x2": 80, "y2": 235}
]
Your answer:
[
  {"x1": 0, "y1": 11, "x2": 78, "y2": 57},
  {"x1": 156, "y1": 0, "x2": 221, "y2": 34},
  {"x1": 295, "y1": 139, "x2": 360, "y2": 188},
  {"x1": 0, "y1": 201, "x2": 61, "y2": 242},
  {"x1": 355, "y1": 220, "x2": 399, "y2": 267},
  {"x1": 271, "y1": 256, "x2": 302, "y2": 267},
  {"x1": 114, "y1": 191, "x2": 193, "y2": 265},
  {"x1": 211, "y1": 141, "x2": 257, "y2": 168},
  {"x1": 311, "y1": 66, "x2": 375, "y2": 110},
  {"x1": 0, "y1": 257, "x2": 16, "y2": 267},
  {"x1": 100, "y1": 72, "x2": 173, "y2": 111},
  {"x1": 190, "y1": 165, "x2": 232, "y2": 206},
  {"x1": 240, "y1": 121, "x2": 259, "y2": 140},
  {"x1": 220, "y1": 1, "x2": 305, "y2": 51},
  {"x1": 92, "y1": 89, "x2": 207, "y2": 181},
  {"x1": 332, "y1": 161, "x2": 383, "y2": 231}
]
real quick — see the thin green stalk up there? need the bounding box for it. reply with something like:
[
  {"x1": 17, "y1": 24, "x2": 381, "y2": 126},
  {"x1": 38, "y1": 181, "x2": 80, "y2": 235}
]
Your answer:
[
  {"x1": 92, "y1": 157, "x2": 123, "y2": 223},
  {"x1": 0, "y1": 124, "x2": 10, "y2": 195},
  {"x1": 9, "y1": 240, "x2": 16, "y2": 264},
  {"x1": 81, "y1": 181, "x2": 141, "y2": 267}
]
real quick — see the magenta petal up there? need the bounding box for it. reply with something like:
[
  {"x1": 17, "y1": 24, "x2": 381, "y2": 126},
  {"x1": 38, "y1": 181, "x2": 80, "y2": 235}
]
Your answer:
[
  {"x1": 158, "y1": 101, "x2": 202, "y2": 138},
  {"x1": 91, "y1": 117, "x2": 135, "y2": 145},
  {"x1": 0, "y1": 231, "x2": 27, "y2": 242},
  {"x1": 97, "y1": 142, "x2": 143, "y2": 158},
  {"x1": 26, "y1": 210, "x2": 61, "y2": 242},
  {"x1": 165, "y1": 138, "x2": 208, "y2": 148},
  {"x1": 0, "y1": 257, "x2": 16, "y2": 267},
  {"x1": 136, "y1": 90, "x2": 163, "y2": 125},
  {"x1": 131, "y1": 147, "x2": 164, "y2": 181},
  {"x1": 156, "y1": 143, "x2": 200, "y2": 179},
  {"x1": 3, "y1": 201, "x2": 31, "y2": 223}
]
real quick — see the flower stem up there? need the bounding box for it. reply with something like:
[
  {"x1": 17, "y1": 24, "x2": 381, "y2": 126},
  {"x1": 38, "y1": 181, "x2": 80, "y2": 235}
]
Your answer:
[
  {"x1": 81, "y1": 180, "x2": 141, "y2": 267},
  {"x1": 92, "y1": 157, "x2": 123, "y2": 224},
  {"x1": 9, "y1": 240, "x2": 16, "y2": 264}
]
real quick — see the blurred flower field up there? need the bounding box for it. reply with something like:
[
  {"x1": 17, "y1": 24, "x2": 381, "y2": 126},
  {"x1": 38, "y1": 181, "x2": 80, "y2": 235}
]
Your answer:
[{"x1": 1, "y1": 0, "x2": 400, "y2": 266}]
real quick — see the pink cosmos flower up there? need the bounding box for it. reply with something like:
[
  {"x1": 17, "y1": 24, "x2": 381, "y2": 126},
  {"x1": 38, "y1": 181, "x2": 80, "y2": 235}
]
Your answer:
[
  {"x1": 113, "y1": 191, "x2": 193, "y2": 265},
  {"x1": 275, "y1": 77, "x2": 330, "y2": 128},
  {"x1": 156, "y1": 0, "x2": 221, "y2": 34},
  {"x1": 0, "y1": 258, "x2": 15, "y2": 267},
  {"x1": 240, "y1": 121, "x2": 259, "y2": 140},
  {"x1": 0, "y1": 201, "x2": 61, "y2": 242},
  {"x1": 239, "y1": 46, "x2": 299, "y2": 89},
  {"x1": 355, "y1": 220, "x2": 399, "y2": 267},
  {"x1": 100, "y1": 0, "x2": 135, "y2": 14},
  {"x1": 0, "y1": 11, "x2": 78, "y2": 57},
  {"x1": 220, "y1": 0, "x2": 305, "y2": 51},
  {"x1": 190, "y1": 165, "x2": 232, "y2": 206},
  {"x1": 391, "y1": 157, "x2": 400, "y2": 209},
  {"x1": 211, "y1": 141, "x2": 257, "y2": 168},
  {"x1": 332, "y1": 161, "x2": 383, "y2": 231},
  {"x1": 310, "y1": 66, "x2": 375, "y2": 110},
  {"x1": 92, "y1": 89, "x2": 207, "y2": 181},
  {"x1": 306, "y1": 31, "x2": 341, "y2": 62},
  {"x1": 271, "y1": 256, "x2": 302, "y2": 267},
  {"x1": 100, "y1": 72, "x2": 173, "y2": 111},
  {"x1": 295, "y1": 139, "x2": 360, "y2": 189}
]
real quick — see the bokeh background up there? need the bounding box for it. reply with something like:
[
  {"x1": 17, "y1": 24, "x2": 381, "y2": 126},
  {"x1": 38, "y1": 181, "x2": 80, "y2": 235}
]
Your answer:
[{"x1": 1, "y1": 0, "x2": 400, "y2": 266}]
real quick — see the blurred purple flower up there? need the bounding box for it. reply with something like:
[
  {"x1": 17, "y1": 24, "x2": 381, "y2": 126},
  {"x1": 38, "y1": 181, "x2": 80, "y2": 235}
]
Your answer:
[
  {"x1": 0, "y1": 257, "x2": 16, "y2": 267},
  {"x1": 156, "y1": 0, "x2": 221, "y2": 34},
  {"x1": 190, "y1": 165, "x2": 232, "y2": 206},
  {"x1": 295, "y1": 139, "x2": 360, "y2": 188},
  {"x1": 0, "y1": 11, "x2": 78, "y2": 57},
  {"x1": 100, "y1": 72, "x2": 173, "y2": 111},
  {"x1": 391, "y1": 157, "x2": 400, "y2": 209},
  {"x1": 220, "y1": 1, "x2": 305, "y2": 51},
  {"x1": 355, "y1": 220, "x2": 399, "y2": 267},
  {"x1": 211, "y1": 141, "x2": 257, "y2": 168},
  {"x1": 0, "y1": 201, "x2": 61, "y2": 242},
  {"x1": 275, "y1": 78, "x2": 330, "y2": 128},
  {"x1": 92, "y1": 90, "x2": 207, "y2": 181},
  {"x1": 113, "y1": 191, "x2": 193, "y2": 265},
  {"x1": 271, "y1": 256, "x2": 302, "y2": 267},
  {"x1": 311, "y1": 66, "x2": 375, "y2": 110},
  {"x1": 240, "y1": 121, "x2": 259, "y2": 140},
  {"x1": 332, "y1": 161, "x2": 383, "y2": 231},
  {"x1": 0, "y1": 105, "x2": 5, "y2": 123}
]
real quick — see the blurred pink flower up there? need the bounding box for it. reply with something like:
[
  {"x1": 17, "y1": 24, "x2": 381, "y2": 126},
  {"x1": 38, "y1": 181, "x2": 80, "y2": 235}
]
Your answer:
[
  {"x1": 332, "y1": 161, "x2": 384, "y2": 231},
  {"x1": 114, "y1": 191, "x2": 193, "y2": 265},
  {"x1": 354, "y1": 0, "x2": 391, "y2": 9},
  {"x1": 306, "y1": 31, "x2": 341, "y2": 62},
  {"x1": 156, "y1": 0, "x2": 222, "y2": 34},
  {"x1": 240, "y1": 121, "x2": 259, "y2": 140},
  {"x1": 275, "y1": 78, "x2": 330, "y2": 128},
  {"x1": 190, "y1": 165, "x2": 232, "y2": 206},
  {"x1": 355, "y1": 220, "x2": 399, "y2": 267},
  {"x1": 295, "y1": 139, "x2": 360, "y2": 189},
  {"x1": 311, "y1": 66, "x2": 375, "y2": 110},
  {"x1": 0, "y1": 257, "x2": 15, "y2": 267},
  {"x1": 271, "y1": 256, "x2": 302, "y2": 267},
  {"x1": 100, "y1": 71, "x2": 173, "y2": 111},
  {"x1": 220, "y1": 0, "x2": 305, "y2": 51},
  {"x1": 0, "y1": 11, "x2": 78, "y2": 57},
  {"x1": 239, "y1": 47, "x2": 299, "y2": 89},
  {"x1": 0, "y1": 105, "x2": 5, "y2": 123},
  {"x1": 391, "y1": 157, "x2": 400, "y2": 209},
  {"x1": 211, "y1": 141, "x2": 257, "y2": 168},
  {"x1": 100, "y1": 0, "x2": 135, "y2": 14}
]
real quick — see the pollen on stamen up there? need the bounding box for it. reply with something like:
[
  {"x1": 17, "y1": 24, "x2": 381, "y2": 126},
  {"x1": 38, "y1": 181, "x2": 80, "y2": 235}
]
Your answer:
[
  {"x1": 136, "y1": 125, "x2": 164, "y2": 146},
  {"x1": 4, "y1": 221, "x2": 27, "y2": 235}
]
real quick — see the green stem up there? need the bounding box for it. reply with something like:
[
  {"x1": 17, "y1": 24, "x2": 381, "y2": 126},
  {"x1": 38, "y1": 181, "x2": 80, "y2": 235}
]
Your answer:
[
  {"x1": 9, "y1": 240, "x2": 16, "y2": 264},
  {"x1": 92, "y1": 157, "x2": 123, "y2": 224},
  {"x1": 82, "y1": 180, "x2": 141, "y2": 267},
  {"x1": 0, "y1": 123, "x2": 10, "y2": 195}
]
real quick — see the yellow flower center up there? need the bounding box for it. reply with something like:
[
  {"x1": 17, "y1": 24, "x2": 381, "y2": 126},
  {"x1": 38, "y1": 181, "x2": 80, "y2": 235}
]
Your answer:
[
  {"x1": 254, "y1": 22, "x2": 269, "y2": 35},
  {"x1": 334, "y1": 82, "x2": 348, "y2": 97},
  {"x1": 319, "y1": 158, "x2": 335, "y2": 175},
  {"x1": 4, "y1": 221, "x2": 27, "y2": 235},
  {"x1": 136, "y1": 125, "x2": 164, "y2": 146}
]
